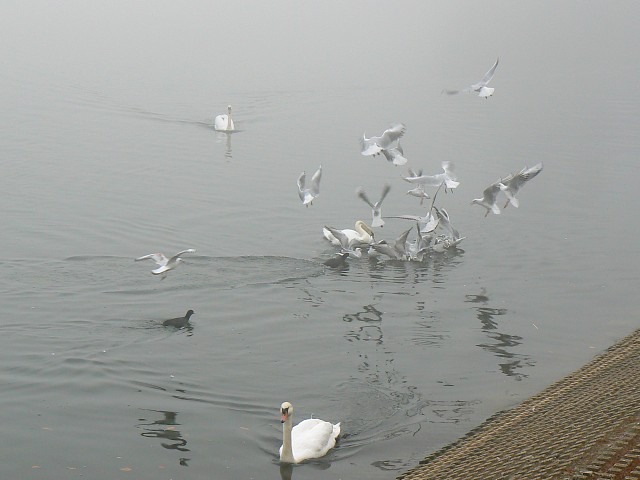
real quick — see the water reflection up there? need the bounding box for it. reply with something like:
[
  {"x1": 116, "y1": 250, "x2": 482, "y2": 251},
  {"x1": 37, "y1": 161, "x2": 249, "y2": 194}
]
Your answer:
[
  {"x1": 215, "y1": 131, "x2": 233, "y2": 159},
  {"x1": 343, "y1": 304, "x2": 384, "y2": 344},
  {"x1": 355, "y1": 248, "x2": 464, "y2": 288},
  {"x1": 137, "y1": 409, "x2": 190, "y2": 465},
  {"x1": 465, "y1": 289, "x2": 535, "y2": 381},
  {"x1": 279, "y1": 463, "x2": 293, "y2": 480},
  {"x1": 339, "y1": 302, "x2": 430, "y2": 472},
  {"x1": 278, "y1": 460, "x2": 334, "y2": 480}
]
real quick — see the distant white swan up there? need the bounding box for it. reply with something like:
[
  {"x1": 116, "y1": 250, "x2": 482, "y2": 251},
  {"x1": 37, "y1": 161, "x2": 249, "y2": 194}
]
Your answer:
[
  {"x1": 135, "y1": 249, "x2": 196, "y2": 275},
  {"x1": 322, "y1": 221, "x2": 374, "y2": 248},
  {"x1": 214, "y1": 105, "x2": 235, "y2": 132},
  {"x1": 279, "y1": 402, "x2": 340, "y2": 464}
]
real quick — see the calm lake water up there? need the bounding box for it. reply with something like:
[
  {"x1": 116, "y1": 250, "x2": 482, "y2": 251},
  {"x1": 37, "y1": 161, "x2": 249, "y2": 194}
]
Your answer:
[{"x1": 2, "y1": 2, "x2": 640, "y2": 479}]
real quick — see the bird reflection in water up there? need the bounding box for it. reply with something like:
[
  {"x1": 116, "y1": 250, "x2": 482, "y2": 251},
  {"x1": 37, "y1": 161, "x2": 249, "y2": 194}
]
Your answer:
[
  {"x1": 137, "y1": 409, "x2": 190, "y2": 465},
  {"x1": 343, "y1": 304, "x2": 384, "y2": 344},
  {"x1": 215, "y1": 131, "x2": 233, "y2": 159},
  {"x1": 465, "y1": 288, "x2": 535, "y2": 380}
]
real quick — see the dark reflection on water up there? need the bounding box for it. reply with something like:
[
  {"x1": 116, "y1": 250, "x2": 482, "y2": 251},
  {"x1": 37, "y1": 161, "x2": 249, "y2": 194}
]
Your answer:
[
  {"x1": 137, "y1": 409, "x2": 190, "y2": 466},
  {"x1": 338, "y1": 301, "x2": 431, "y2": 471},
  {"x1": 466, "y1": 289, "x2": 535, "y2": 381},
  {"x1": 343, "y1": 304, "x2": 384, "y2": 344},
  {"x1": 279, "y1": 463, "x2": 293, "y2": 480}
]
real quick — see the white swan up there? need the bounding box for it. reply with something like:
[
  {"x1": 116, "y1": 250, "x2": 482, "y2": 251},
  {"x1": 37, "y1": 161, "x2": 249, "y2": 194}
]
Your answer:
[
  {"x1": 214, "y1": 105, "x2": 235, "y2": 132},
  {"x1": 322, "y1": 221, "x2": 374, "y2": 248},
  {"x1": 135, "y1": 249, "x2": 196, "y2": 275},
  {"x1": 279, "y1": 402, "x2": 340, "y2": 464}
]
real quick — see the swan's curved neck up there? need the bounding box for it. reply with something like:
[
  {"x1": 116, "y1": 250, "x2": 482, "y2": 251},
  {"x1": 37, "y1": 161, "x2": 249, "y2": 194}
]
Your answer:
[
  {"x1": 281, "y1": 417, "x2": 295, "y2": 463},
  {"x1": 355, "y1": 223, "x2": 370, "y2": 240},
  {"x1": 226, "y1": 108, "x2": 232, "y2": 130}
]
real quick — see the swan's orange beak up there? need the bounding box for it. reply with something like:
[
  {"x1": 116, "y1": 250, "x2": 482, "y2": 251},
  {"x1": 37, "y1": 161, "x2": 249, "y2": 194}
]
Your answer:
[{"x1": 281, "y1": 412, "x2": 288, "y2": 423}]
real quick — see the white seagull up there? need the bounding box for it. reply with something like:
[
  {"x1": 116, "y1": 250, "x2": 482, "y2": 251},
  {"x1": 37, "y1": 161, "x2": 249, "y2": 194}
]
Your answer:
[
  {"x1": 135, "y1": 249, "x2": 196, "y2": 275},
  {"x1": 386, "y1": 209, "x2": 439, "y2": 236},
  {"x1": 356, "y1": 184, "x2": 391, "y2": 228},
  {"x1": 369, "y1": 227, "x2": 413, "y2": 260},
  {"x1": 404, "y1": 169, "x2": 430, "y2": 204},
  {"x1": 432, "y1": 207, "x2": 466, "y2": 251},
  {"x1": 433, "y1": 206, "x2": 461, "y2": 240},
  {"x1": 381, "y1": 141, "x2": 408, "y2": 166},
  {"x1": 471, "y1": 179, "x2": 503, "y2": 216},
  {"x1": 406, "y1": 224, "x2": 432, "y2": 261},
  {"x1": 322, "y1": 226, "x2": 364, "y2": 258},
  {"x1": 297, "y1": 165, "x2": 322, "y2": 207},
  {"x1": 499, "y1": 162, "x2": 544, "y2": 208},
  {"x1": 443, "y1": 58, "x2": 499, "y2": 98},
  {"x1": 403, "y1": 161, "x2": 460, "y2": 191},
  {"x1": 360, "y1": 123, "x2": 406, "y2": 157},
  {"x1": 465, "y1": 58, "x2": 499, "y2": 98}
]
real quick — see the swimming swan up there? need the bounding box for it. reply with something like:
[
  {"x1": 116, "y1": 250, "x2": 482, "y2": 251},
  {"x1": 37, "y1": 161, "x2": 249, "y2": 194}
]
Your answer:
[
  {"x1": 279, "y1": 402, "x2": 340, "y2": 464},
  {"x1": 322, "y1": 221, "x2": 374, "y2": 248},
  {"x1": 214, "y1": 105, "x2": 235, "y2": 132}
]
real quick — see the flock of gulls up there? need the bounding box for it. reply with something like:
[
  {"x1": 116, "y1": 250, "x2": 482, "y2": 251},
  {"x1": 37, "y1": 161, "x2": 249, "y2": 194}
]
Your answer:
[
  {"x1": 133, "y1": 58, "x2": 543, "y2": 464},
  {"x1": 297, "y1": 58, "x2": 543, "y2": 272}
]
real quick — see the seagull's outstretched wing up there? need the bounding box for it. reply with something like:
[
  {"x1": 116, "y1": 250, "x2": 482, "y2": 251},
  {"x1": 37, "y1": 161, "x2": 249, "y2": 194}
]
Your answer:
[
  {"x1": 135, "y1": 253, "x2": 168, "y2": 266},
  {"x1": 310, "y1": 165, "x2": 322, "y2": 195}
]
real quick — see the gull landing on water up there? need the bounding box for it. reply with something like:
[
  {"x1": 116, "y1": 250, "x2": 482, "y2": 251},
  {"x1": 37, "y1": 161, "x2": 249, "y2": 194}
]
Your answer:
[
  {"x1": 356, "y1": 183, "x2": 391, "y2": 228},
  {"x1": 360, "y1": 123, "x2": 406, "y2": 158},
  {"x1": 471, "y1": 179, "x2": 503, "y2": 217},
  {"x1": 500, "y1": 162, "x2": 543, "y2": 208},
  {"x1": 297, "y1": 165, "x2": 322, "y2": 207},
  {"x1": 135, "y1": 249, "x2": 196, "y2": 275},
  {"x1": 443, "y1": 58, "x2": 499, "y2": 98}
]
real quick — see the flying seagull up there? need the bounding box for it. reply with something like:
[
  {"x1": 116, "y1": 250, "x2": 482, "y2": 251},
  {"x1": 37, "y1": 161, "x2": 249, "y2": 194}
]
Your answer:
[
  {"x1": 500, "y1": 162, "x2": 544, "y2": 208},
  {"x1": 356, "y1": 184, "x2": 391, "y2": 228},
  {"x1": 135, "y1": 249, "x2": 196, "y2": 275},
  {"x1": 297, "y1": 165, "x2": 322, "y2": 207}
]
